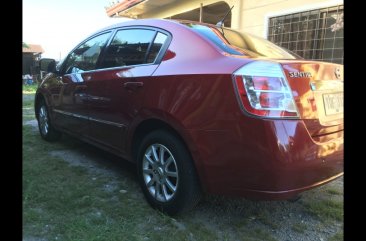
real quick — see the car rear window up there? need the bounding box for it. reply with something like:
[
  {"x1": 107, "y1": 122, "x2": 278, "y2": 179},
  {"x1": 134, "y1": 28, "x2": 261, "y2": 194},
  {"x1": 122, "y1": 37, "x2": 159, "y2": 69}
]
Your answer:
[
  {"x1": 183, "y1": 23, "x2": 299, "y2": 59},
  {"x1": 146, "y1": 32, "x2": 168, "y2": 63},
  {"x1": 100, "y1": 29, "x2": 156, "y2": 68}
]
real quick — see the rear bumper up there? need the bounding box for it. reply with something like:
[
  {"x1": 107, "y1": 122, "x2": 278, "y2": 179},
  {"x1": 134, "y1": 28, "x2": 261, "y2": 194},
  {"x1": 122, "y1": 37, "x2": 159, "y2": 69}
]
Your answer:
[
  {"x1": 227, "y1": 172, "x2": 343, "y2": 200},
  {"x1": 188, "y1": 119, "x2": 344, "y2": 200}
]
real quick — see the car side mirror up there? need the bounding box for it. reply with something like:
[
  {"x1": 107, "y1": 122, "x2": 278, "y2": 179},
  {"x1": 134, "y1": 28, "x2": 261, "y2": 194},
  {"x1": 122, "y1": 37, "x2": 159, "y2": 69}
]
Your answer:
[{"x1": 39, "y1": 58, "x2": 56, "y2": 73}]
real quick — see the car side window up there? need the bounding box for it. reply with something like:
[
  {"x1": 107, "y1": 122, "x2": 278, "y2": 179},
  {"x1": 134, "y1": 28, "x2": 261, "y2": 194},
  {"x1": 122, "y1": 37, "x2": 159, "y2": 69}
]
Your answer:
[
  {"x1": 63, "y1": 32, "x2": 111, "y2": 74},
  {"x1": 100, "y1": 29, "x2": 156, "y2": 68},
  {"x1": 146, "y1": 32, "x2": 168, "y2": 63}
]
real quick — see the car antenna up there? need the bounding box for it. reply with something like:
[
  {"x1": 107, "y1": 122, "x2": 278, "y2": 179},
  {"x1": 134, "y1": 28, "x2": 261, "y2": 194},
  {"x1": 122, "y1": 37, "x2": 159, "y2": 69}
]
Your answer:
[{"x1": 216, "y1": 5, "x2": 234, "y2": 29}]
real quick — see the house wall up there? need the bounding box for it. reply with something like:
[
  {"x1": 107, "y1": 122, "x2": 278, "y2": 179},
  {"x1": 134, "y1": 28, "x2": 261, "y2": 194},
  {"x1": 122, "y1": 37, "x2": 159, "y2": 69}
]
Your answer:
[
  {"x1": 231, "y1": 0, "x2": 343, "y2": 37},
  {"x1": 140, "y1": 0, "x2": 343, "y2": 38},
  {"x1": 22, "y1": 53, "x2": 41, "y2": 77},
  {"x1": 107, "y1": 0, "x2": 343, "y2": 63},
  {"x1": 22, "y1": 53, "x2": 33, "y2": 75}
]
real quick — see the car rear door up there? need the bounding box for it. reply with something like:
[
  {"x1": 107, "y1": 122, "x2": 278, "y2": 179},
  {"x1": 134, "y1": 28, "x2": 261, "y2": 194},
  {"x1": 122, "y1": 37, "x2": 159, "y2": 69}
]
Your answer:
[{"x1": 85, "y1": 28, "x2": 170, "y2": 152}]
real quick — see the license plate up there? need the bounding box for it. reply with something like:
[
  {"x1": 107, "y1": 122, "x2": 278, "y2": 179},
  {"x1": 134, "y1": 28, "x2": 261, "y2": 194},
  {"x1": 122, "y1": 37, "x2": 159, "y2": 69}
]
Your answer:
[{"x1": 323, "y1": 92, "x2": 343, "y2": 115}]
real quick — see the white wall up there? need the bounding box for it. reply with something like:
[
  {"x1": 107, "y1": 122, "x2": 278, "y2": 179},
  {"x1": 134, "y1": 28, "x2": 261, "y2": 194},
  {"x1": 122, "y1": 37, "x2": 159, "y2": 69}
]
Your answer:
[
  {"x1": 138, "y1": 0, "x2": 343, "y2": 37},
  {"x1": 230, "y1": 0, "x2": 343, "y2": 37}
]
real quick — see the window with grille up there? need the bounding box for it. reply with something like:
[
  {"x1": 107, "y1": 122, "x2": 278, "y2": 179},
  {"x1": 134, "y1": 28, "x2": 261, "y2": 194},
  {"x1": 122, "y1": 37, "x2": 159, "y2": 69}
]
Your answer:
[{"x1": 268, "y1": 5, "x2": 343, "y2": 64}]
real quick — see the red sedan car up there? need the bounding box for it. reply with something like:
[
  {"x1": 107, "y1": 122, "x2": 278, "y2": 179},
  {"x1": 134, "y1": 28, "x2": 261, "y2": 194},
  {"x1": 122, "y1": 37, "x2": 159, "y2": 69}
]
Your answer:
[{"x1": 35, "y1": 19, "x2": 343, "y2": 215}]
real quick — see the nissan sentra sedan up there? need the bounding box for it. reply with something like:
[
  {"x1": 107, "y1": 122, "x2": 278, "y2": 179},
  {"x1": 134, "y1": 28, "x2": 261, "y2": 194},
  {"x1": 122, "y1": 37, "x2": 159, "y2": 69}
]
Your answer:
[{"x1": 35, "y1": 19, "x2": 343, "y2": 215}]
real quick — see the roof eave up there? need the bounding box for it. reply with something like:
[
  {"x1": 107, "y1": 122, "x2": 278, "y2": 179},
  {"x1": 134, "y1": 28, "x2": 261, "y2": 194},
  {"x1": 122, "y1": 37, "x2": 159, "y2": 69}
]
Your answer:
[{"x1": 106, "y1": 0, "x2": 146, "y2": 17}]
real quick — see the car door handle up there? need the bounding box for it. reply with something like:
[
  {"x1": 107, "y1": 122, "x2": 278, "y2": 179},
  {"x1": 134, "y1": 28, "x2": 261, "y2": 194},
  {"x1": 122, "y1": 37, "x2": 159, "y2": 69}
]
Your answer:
[
  {"x1": 74, "y1": 93, "x2": 88, "y2": 101},
  {"x1": 123, "y1": 82, "x2": 144, "y2": 89}
]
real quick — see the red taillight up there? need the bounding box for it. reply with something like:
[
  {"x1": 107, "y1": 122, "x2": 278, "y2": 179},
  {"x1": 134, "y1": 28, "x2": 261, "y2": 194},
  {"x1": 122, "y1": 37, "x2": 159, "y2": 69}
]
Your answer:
[{"x1": 233, "y1": 61, "x2": 299, "y2": 118}]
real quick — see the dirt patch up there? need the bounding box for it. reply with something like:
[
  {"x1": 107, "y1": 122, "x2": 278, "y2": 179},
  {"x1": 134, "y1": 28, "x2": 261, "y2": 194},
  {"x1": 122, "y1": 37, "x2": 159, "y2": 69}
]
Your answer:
[
  {"x1": 23, "y1": 94, "x2": 35, "y2": 102},
  {"x1": 189, "y1": 177, "x2": 343, "y2": 241},
  {"x1": 24, "y1": 120, "x2": 38, "y2": 129}
]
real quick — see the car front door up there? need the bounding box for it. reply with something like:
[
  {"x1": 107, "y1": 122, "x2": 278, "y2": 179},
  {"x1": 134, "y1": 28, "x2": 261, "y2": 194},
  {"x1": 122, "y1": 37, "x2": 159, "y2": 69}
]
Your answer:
[{"x1": 53, "y1": 32, "x2": 112, "y2": 136}]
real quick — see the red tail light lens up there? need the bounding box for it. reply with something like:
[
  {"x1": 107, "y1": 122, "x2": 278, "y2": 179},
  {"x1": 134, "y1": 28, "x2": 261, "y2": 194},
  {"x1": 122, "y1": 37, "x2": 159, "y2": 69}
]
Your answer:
[{"x1": 233, "y1": 61, "x2": 299, "y2": 118}]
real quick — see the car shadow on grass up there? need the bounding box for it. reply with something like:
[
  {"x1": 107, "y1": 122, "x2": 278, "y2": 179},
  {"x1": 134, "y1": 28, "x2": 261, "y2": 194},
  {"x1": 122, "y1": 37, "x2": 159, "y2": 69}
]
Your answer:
[{"x1": 51, "y1": 133, "x2": 138, "y2": 182}]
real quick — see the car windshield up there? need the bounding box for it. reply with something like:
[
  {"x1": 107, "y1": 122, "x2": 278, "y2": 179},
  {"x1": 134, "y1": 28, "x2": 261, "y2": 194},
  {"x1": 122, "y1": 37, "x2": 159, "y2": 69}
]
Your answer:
[{"x1": 183, "y1": 23, "x2": 299, "y2": 59}]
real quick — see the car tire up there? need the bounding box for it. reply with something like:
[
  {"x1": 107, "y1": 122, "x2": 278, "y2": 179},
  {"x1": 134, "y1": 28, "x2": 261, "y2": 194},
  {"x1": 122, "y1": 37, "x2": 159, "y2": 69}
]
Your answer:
[
  {"x1": 36, "y1": 99, "x2": 62, "y2": 142},
  {"x1": 137, "y1": 130, "x2": 202, "y2": 215}
]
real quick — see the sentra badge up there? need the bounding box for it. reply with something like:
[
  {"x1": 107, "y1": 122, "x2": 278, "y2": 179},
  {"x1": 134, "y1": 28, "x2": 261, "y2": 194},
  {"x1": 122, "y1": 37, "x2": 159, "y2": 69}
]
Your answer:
[{"x1": 289, "y1": 72, "x2": 312, "y2": 78}]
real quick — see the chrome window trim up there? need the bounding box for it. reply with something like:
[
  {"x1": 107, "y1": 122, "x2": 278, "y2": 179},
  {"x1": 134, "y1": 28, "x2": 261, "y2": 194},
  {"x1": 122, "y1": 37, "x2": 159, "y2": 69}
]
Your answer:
[
  {"x1": 53, "y1": 109, "x2": 125, "y2": 128},
  {"x1": 88, "y1": 117, "x2": 126, "y2": 128},
  {"x1": 63, "y1": 63, "x2": 159, "y2": 75},
  {"x1": 53, "y1": 109, "x2": 88, "y2": 120}
]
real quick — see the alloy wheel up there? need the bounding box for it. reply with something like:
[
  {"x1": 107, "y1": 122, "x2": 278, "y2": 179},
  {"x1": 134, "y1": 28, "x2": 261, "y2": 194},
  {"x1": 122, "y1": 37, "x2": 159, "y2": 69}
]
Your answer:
[
  {"x1": 142, "y1": 144, "x2": 179, "y2": 202},
  {"x1": 39, "y1": 105, "x2": 49, "y2": 136}
]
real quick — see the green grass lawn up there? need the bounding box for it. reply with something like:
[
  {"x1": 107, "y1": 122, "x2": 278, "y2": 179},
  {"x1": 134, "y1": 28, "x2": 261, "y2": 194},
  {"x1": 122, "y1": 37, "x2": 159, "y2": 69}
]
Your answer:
[
  {"x1": 23, "y1": 88, "x2": 343, "y2": 241},
  {"x1": 23, "y1": 84, "x2": 38, "y2": 94},
  {"x1": 23, "y1": 85, "x2": 37, "y2": 122}
]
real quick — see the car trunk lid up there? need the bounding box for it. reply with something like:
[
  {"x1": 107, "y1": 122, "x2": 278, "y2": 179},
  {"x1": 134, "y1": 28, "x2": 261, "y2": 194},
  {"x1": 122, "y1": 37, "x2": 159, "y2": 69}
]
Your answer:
[{"x1": 280, "y1": 61, "x2": 343, "y2": 137}]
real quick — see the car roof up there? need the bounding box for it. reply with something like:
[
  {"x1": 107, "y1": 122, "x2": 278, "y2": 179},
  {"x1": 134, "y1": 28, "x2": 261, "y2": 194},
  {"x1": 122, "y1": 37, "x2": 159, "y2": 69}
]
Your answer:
[{"x1": 90, "y1": 18, "x2": 219, "y2": 36}]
